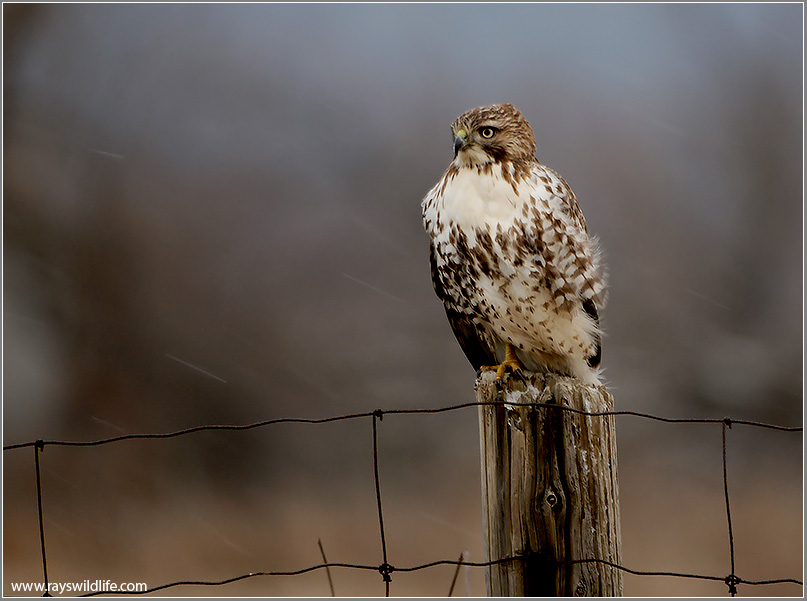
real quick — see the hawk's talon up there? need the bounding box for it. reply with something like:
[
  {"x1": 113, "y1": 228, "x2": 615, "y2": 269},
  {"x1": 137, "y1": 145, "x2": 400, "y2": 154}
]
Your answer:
[{"x1": 480, "y1": 343, "x2": 525, "y2": 388}]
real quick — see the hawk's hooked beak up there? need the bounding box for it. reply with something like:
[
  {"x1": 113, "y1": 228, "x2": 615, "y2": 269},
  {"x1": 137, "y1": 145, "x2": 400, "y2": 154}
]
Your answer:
[{"x1": 453, "y1": 128, "x2": 468, "y2": 157}]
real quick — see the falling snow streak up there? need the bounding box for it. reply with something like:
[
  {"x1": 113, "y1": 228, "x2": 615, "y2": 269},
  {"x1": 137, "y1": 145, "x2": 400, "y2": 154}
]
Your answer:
[
  {"x1": 342, "y1": 273, "x2": 406, "y2": 304},
  {"x1": 165, "y1": 354, "x2": 228, "y2": 383}
]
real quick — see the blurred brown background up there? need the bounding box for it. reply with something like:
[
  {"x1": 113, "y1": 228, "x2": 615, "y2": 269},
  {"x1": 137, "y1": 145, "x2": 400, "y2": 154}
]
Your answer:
[{"x1": 3, "y1": 4, "x2": 802, "y2": 596}]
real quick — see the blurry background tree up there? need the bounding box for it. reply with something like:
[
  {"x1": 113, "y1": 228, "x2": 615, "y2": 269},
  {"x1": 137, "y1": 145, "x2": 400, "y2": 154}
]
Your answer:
[{"x1": 3, "y1": 4, "x2": 802, "y2": 596}]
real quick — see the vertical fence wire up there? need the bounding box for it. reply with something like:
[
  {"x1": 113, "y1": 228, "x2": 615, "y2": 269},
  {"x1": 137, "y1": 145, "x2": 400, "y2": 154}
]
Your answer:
[
  {"x1": 33, "y1": 440, "x2": 50, "y2": 596},
  {"x1": 372, "y1": 410, "x2": 392, "y2": 597},
  {"x1": 721, "y1": 419, "x2": 739, "y2": 597}
]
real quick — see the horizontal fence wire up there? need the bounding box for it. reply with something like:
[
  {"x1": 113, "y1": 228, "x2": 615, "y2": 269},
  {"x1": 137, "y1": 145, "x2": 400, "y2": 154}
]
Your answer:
[
  {"x1": 73, "y1": 558, "x2": 805, "y2": 598},
  {"x1": 3, "y1": 403, "x2": 801, "y2": 451},
  {"x1": 3, "y1": 398, "x2": 803, "y2": 597}
]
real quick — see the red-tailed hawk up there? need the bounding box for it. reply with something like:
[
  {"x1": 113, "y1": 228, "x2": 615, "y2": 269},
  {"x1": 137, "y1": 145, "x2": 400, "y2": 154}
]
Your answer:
[{"x1": 422, "y1": 103, "x2": 606, "y2": 386}]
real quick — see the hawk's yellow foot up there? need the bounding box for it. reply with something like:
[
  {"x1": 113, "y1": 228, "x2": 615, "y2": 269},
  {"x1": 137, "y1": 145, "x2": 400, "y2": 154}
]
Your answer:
[{"x1": 479, "y1": 344, "x2": 526, "y2": 387}]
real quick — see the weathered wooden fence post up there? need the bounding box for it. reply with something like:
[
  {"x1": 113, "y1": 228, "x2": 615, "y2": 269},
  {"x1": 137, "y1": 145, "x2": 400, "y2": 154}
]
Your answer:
[{"x1": 477, "y1": 371, "x2": 623, "y2": 596}]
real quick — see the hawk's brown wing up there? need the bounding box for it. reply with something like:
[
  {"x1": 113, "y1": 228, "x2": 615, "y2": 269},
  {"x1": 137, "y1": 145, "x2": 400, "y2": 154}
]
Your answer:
[
  {"x1": 429, "y1": 242, "x2": 496, "y2": 371},
  {"x1": 582, "y1": 299, "x2": 601, "y2": 368}
]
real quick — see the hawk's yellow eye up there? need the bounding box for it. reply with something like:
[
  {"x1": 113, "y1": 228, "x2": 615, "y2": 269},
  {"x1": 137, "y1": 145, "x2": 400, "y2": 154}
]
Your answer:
[{"x1": 479, "y1": 127, "x2": 496, "y2": 139}]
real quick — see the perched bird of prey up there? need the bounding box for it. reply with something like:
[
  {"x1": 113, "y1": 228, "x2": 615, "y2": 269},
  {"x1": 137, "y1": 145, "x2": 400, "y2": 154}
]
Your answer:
[{"x1": 422, "y1": 103, "x2": 606, "y2": 386}]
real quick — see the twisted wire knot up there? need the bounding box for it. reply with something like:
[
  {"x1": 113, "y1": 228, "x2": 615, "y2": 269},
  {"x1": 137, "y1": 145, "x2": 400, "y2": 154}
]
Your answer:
[{"x1": 725, "y1": 573, "x2": 740, "y2": 596}]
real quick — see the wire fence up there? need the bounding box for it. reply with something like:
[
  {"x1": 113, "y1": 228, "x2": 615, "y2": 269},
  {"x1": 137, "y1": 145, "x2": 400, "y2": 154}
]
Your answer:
[{"x1": 4, "y1": 398, "x2": 803, "y2": 597}]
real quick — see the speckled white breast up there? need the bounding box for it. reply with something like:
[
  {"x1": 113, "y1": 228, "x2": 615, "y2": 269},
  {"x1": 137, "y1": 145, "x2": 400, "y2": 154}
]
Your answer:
[{"x1": 423, "y1": 162, "x2": 603, "y2": 385}]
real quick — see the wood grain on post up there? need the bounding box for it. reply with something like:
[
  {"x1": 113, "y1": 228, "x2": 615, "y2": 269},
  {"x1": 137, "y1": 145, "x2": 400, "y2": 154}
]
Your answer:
[{"x1": 477, "y1": 371, "x2": 623, "y2": 596}]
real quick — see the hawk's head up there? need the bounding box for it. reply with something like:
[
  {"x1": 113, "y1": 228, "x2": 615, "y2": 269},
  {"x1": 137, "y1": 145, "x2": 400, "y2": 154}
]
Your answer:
[{"x1": 450, "y1": 103, "x2": 537, "y2": 169}]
